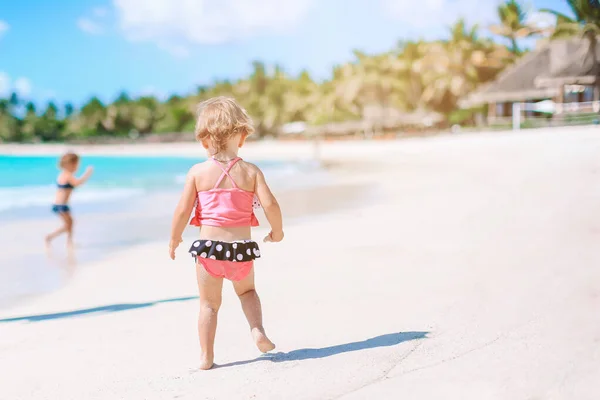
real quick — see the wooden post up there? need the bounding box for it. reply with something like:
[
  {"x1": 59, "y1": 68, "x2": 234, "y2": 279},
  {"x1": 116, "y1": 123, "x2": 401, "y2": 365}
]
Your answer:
[
  {"x1": 553, "y1": 86, "x2": 564, "y2": 116},
  {"x1": 488, "y1": 102, "x2": 496, "y2": 123}
]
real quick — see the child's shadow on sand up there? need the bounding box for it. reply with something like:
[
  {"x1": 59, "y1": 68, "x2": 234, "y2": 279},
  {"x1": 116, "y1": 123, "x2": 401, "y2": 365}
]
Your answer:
[{"x1": 214, "y1": 331, "x2": 428, "y2": 369}]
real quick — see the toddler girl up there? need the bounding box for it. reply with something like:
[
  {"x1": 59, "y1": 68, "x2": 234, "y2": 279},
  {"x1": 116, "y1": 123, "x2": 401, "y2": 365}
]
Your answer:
[
  {"x1": 46, "y1": 152, "x2": 93, "y2": 248},
  {"x1": 169, "y1": 97, "x2": 284, "y2": 370}
]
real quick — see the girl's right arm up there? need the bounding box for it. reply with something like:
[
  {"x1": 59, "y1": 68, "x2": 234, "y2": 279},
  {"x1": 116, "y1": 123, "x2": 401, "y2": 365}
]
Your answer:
[
  {"x1": 255, "y1": 169, "x2": 284, "y2": 242},
  {"x1": 169, "y1": 168, "x2": 198, "y2": 259},
  {"x1": 69, "y1": 166, "x2": 94, "y2": 187}
]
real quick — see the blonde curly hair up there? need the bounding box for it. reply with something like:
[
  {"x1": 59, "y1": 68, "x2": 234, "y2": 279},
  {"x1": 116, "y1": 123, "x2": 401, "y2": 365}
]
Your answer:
[
  {"x1": 59, "y1": 152, "x2": 80, "y2": 169},
  {"x1": 194, "y1": 97, "x2": 255, "y2": 154}
]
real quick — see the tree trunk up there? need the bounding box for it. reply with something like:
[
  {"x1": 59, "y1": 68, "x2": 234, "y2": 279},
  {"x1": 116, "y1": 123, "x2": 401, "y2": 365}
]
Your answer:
[{"x1": 510, "y1": 37, "x2": 520, "y2": 55}]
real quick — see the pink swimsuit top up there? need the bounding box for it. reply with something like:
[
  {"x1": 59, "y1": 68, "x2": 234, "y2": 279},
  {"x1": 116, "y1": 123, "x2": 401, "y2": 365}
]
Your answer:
[{"x1": 190, "y1": 157, "x2": 259, "y2": 228}]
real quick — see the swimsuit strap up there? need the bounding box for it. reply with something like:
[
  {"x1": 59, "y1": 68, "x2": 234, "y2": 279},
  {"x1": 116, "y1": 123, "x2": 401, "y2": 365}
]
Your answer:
[{"x1": 212, "y1": 157, "x2": 241, "y2": 189}]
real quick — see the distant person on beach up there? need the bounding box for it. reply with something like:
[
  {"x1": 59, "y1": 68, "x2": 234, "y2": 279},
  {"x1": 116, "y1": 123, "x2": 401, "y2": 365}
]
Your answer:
[
  {"x1": 169, "y1": 97, "x2": 284, "y2": 370},
  {"x1": 45, "y1": 152, "x2": 93, "y2": 248}
]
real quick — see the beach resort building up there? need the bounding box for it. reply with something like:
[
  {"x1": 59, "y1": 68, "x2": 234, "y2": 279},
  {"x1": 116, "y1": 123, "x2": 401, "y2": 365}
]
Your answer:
[{"x1": 461, "y1": 37, "x2": 600, "y2": 125}]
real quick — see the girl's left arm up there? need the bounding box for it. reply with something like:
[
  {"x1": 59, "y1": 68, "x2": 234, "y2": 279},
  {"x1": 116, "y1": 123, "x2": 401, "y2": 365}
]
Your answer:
[
  {"x1": 169, "y1": 169, "x2": 197, "y2": 260},
  {"x1": 69, "y1": 166, "x2": 94, "y2": 187}
]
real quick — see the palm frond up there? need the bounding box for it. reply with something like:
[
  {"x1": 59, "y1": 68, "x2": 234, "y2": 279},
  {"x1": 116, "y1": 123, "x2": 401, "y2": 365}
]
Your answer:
[
  {"x1": 550, "y1": 21, "x2": 581, "y2": 39},
  {"x1": 564, "y1": 0, "x2": 584, "y2": 22},
  {"x1": 539, "y1": 8, "x2": 576, "y2": 24},
  {"x1": 514, "y1": 27, "x2": 534, "y2": 38},
  {"x1": 489, "y1": 24, "x2": 510, "y2": 36},
  {"x1": 582, "y1": 23, "x2": 600, "y2": 37}
]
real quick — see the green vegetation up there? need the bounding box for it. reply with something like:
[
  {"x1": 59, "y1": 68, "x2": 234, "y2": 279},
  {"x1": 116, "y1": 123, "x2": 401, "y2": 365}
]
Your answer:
[
  {"x1": 541, "y1": 0, "x2": 600, "y2": 81},
  {"x1": 0, "y1": 1, "x2": 593, "y2": 142},
  {"x1": 490, "y1": 0, "x2": 546, "y2": 55}
]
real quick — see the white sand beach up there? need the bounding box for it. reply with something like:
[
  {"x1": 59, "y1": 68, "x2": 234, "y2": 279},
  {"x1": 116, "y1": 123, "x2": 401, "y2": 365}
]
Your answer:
[{"x1": 1, "y1": 126, "x2": 599, "y2": 399}]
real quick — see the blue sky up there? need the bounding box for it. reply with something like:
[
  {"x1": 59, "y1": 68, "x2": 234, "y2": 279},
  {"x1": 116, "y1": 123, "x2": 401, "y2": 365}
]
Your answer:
[{"x1": 0, "y1": 0, "x2": 569, "y2": 107}]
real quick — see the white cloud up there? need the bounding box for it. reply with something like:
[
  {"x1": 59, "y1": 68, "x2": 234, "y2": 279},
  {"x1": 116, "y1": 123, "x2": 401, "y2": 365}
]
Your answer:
[
  {"x1": 14, "y1": 77, "x2": 33, "y2": 97},
  {"x1": 382, "y1": 0, "x2": 500, "y2": 30},
  {"x1": 113, "y1": 0, "x2": 314, "y2": 50},
  {"x1": 0, "y1": 20, "x2": 9, "y2": 39},
  {"x1": 93, "y1": 7, "x2": 109, "y2": 17},
  {"x1": 0, "y1": 72, "x2": 10, "y2": 96},
  {"x1": 0, "y1": 73, "x2": 34, "y2": 98},
  {"x1": 77, "y1": 17, "x2": 105, "y2": 35},
  {"x1": 526, "y1": 11, "x2": 556, "y2": 29}
]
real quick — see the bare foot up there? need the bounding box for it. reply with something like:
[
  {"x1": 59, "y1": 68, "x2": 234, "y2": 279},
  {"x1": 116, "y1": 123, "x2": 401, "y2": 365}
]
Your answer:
[
  {"x1": 252, "y1": 328, "x2": 276, "y2": 353},
  {"x1": 45, "y1": 236, "x2": 52, "y2": 249},
  {"x1": 199, "y1": 354, "x2": 214, "y2": 370}
]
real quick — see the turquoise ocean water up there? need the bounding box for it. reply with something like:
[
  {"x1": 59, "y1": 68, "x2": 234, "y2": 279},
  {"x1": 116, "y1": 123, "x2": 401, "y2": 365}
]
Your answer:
[
  {"x1": 0, "y1": 155, "x2": 198, "y2": 215},
  {"x1": 0, "y1": 155, "x2": 289, "y2": 218},
  {"x1": 0, "y1": 154, "x2": 322, "y2": 307}
]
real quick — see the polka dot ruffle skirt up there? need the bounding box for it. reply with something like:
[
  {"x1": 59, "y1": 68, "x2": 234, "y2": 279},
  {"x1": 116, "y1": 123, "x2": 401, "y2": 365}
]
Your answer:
[{"x1": 189, "y1": 239, "x2": 261, "y2": 262}]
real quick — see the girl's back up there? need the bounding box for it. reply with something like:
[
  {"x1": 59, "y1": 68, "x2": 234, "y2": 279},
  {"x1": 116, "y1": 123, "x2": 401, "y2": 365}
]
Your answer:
[
  {"x1": 193, "y1": 158, "x2": 257, "y2": 192},
  {"x1": 191, "y1": 158, "x2": 260, "y2": 242}
]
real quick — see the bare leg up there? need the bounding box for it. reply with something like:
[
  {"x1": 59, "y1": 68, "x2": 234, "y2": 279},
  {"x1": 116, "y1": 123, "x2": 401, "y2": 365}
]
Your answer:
[
  {"x1": 45, "y1": 226, "x2": 66, "y2": 246},
  {"x1": 65, "y1": 214, "x2": 74, "y2": 248},
  {"x1": 195, "y1": 263, "x2": 223, "y2": 370},
  {"x1": 45, "y1": 213, "x2": 72, "y2": 246},
  {"x1": 232, "y1": 268, "x2": 275, "y2": 353}
]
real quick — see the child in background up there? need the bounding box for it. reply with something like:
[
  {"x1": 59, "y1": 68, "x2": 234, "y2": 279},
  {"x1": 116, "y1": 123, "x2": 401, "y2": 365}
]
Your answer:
[
  {"x1": 169, "y1": 97, "x2": 284, "y2": 370},
  {"x1": 46, "y1": 152, "x2": 93, "y2": 248}
]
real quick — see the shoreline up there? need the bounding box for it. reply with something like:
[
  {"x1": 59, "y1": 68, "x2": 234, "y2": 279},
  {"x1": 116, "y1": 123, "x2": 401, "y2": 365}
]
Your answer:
[
  {"x1": 0, "y1": 159, "x2": 369, "y2": 310},
  {"x1": 1, "y1": 124, "x2": 598, "y2": 159}
]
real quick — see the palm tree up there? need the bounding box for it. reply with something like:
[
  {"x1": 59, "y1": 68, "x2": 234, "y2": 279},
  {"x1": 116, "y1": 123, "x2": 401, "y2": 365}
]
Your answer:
[
  {"x1": 257, "y1": 64, "x2": 287, "y2": 132},
  {"x1": 9, "y1": 92, "x2": 20, "y2": 108},
  {"x1": 75, "y1": 97, "x2": 109, "y2": 136},
  {"x1": 157, "y1": 95, "x2": 195, "y2": 133},
  {"x1": 490, "y1": 0, "x2": 543, "y2": 55},
  {"x1": 234, "y1": 61, "x2": 291, "y2": 136},
  {"x1": 64, "y1": 103, "x2": 75, "y2": 118},
  {"x1": 110, "y1": 91, "x2": 135, "y2": 135},
  {"x1": 20, "y1": 102, "x2": 38, "y2": 141},
  {"x1": 333, "y1": 50, "x2": 406, "y2": 122},
  {"x1": 170, "y1": 106, "x2": 195, "y2": 132},
  {"x1": 131, "y1": 96, "x2": 164, "y2": 134},
  {"x1": 543, "y1": 0, "x2": 600, "y2": 37},
  {"x1": 393, "y1": 40, "x2": 427, "y2": 111},
  {"x1": 542, "y1": 0, "x2": 600, "y2": 68},
  {"x1": 420, "y1": 20, "x2": 513, "y2": 114},
  {"x1": 282, "y1": 70, "x2": 322, "y2": 124},
  {"x1": 541, "y1": 0, "x2": 600, "y2": 102},
  {"x1": 36, "y1": 102, "x2": 64, "y2": 141},
  {"x1": 309, "y1": 68, "x2": 357, "y2": 125},
  {"x1": 0, "y1": 99, "x2": 19, "y2": 141}
]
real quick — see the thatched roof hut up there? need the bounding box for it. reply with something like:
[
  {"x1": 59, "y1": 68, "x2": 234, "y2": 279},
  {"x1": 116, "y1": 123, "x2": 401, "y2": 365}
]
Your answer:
[
  {"x1": 535, "y1": 38, "x2": 600, "y2": 88},
  {"x1": 461, "y1": 37, "x2": 600, "y2": 118}
]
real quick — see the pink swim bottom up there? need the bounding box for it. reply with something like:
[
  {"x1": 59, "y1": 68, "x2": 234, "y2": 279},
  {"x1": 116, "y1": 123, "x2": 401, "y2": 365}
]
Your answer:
[{"x1": 198, "y1": 258, "x2": 254, "y2": 281}]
